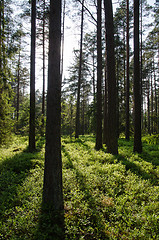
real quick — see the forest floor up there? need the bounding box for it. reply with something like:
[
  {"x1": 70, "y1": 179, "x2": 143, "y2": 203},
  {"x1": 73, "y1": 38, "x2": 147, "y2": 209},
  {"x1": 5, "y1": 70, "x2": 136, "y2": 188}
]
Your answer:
[{"x1": 0, "y1": 134, "x2": 159, "y2": 240}]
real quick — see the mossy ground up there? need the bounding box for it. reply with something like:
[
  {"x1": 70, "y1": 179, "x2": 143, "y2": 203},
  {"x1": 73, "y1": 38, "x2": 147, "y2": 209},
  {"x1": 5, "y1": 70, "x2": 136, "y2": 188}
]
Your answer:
[{"x1": 0, "y1": 135, "x2": 158, "y2": 239}]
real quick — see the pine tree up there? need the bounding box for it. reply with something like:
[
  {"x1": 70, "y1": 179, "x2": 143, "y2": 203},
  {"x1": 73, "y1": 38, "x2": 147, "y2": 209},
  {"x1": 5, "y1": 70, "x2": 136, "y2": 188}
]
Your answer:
[
  {"x1": 133, "y1": 0, "x2": 142, "y2": 153},
  {"x1": 29, "y1": 0, "x2": 36, "y2": 152},
  {"x1": 43, "y1": 1, "x2": 64, "y2": 237},
  {"x1": 104, "y1": 0, "x2": 118, "y2": 154}
]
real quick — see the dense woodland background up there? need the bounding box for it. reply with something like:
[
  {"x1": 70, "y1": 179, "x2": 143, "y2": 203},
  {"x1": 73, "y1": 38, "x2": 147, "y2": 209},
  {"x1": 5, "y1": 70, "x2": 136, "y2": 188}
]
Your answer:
[
  {"x1": 0, "y1": 0, "x2": 159, "y2": 148},
  {"x1": 0, "y1": 0, "x2": 159, "y2": 239}
]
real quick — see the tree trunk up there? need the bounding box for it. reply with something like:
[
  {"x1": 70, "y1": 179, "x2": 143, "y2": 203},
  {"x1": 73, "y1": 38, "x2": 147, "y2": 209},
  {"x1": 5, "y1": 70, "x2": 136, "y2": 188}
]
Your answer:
[
  {"x1": 140, "y1": 0, "x2": 143, "y2": 130},
  {"x1": 104, "y1": 0, "x2": 118, "y2": 154},
  {"x1": 95, "y1": 0, "x2": 103, "y2": 150},
  {"x1": 29, "y1": 0, "x2": 36, "y2": 152},
  {"x1": 41, "y1": 0, "x2": 45, "y2": 136},
  {"x1": 151, "y1": 74, "x2": 154, "y2": 134},
  {"x1": 116, "y1": 43, "x2": 119, "y2": 138},
  {"x1": 61, "y1": 0, "x2": 66, "y2": 81},
  {"x1": 153, "y1": 58, "x2": 157, "y2": 133},
  {"x1": 0, "y1": 0, "x2": 2, "y2": 78},
  {"x1": 125, "y1": 0, "x2": 130, "y2": 140},
  {"x1": 103, "y1": 49, "x2": 108, "y2": 145},
  {"x1": 17, "y1": 51, "x2": 20, "y2": 122},
  {"x1": 75, "y1": 0, "x2": 84, "y2": 139},
  {"x1": 147, "y1": 79, "x2": 150, "y2": 134},
  {"x1": 43, "y1": 0, "x2": 63, "y2": 210},
  {"x1": 133, "y1": 0, "x2": 142, "y2": 153}
]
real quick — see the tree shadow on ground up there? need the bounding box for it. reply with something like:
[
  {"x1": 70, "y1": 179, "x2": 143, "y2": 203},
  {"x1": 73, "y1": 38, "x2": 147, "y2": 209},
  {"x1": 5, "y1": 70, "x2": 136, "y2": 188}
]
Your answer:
[
  {"x1": 34, "y1": 142, "x2": 65, "y2": 240},
  {"x1": 35, "y1": 203, "x2": 65, "y2": 240},
  {"x1": 0, "y1": 148, "x2": 40, "y2": 225},
  {"x1": 139, "y1": 149, "x2": 159, "y2": 166},
  {"x1": 117, "y1": 154, "x2": 159, "y2": 185},
  {"x1": 61, "y1": 146, "x2": 109, "y2": 240}
]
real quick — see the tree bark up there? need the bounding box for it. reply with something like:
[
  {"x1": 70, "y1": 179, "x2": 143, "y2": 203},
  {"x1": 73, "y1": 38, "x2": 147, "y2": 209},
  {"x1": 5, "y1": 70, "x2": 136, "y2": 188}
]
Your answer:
[
  {"x1": 43, "y1": 0, "x2": 63, "y2": 211},
  {"x1": 42, "y1": 0, "x2": 45, "y2": 136},
  {"x1": 0, "y1": 0, "x2": 2, "y2": 78},
  {"x1": 104, "y1": 0, "x2": 118, "y2": 154},
  {"x1": 125, "y1": 0, "x2": 130, "y2": 140},
  {"x1": 17, "y1": 51, "x2": 20, "y2": 122},
  {"x1": 95, "y1": 0, "x2": 103, "y2": 150},
  {"x1": 103, "y1": 49, "x2": 108, "y2": 145},
  {"x1": 29, "y1": 0, "x2": 36, "y2": 152},
  {"x1": 150, "y1": 74, "x2": 153, "y2": 134},
  {"x1": 147, "y1": 79, "x2": 150, "y2": 134},
  {"x1": 133, "y1": 0, "x2": 142, "y2": 153},
  {"x1": 75, "y1": 0, "x2": 84, "y2": 138}
]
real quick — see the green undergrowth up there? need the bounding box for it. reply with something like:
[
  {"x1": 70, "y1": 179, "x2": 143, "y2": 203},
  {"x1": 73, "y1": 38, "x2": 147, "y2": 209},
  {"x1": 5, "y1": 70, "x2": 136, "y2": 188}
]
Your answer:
[{"x1": 0, "y1": 135, "x2": 159, "y2": 239}]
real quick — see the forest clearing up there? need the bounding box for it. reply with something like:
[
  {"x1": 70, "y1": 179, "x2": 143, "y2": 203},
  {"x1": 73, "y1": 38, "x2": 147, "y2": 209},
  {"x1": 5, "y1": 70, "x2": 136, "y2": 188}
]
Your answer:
[{"x1": 0, "y1": 135, "x2": 159, "y2": 239}]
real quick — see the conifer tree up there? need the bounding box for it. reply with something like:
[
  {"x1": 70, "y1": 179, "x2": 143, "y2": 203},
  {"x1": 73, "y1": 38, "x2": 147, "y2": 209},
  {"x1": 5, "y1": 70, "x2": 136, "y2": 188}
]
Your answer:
[
  {"x1": 29, "y1": 0, "x2": 36, "y2": 152},
  {"x1": 104, "y1": 0, "x2": 118, "y2": 154}
]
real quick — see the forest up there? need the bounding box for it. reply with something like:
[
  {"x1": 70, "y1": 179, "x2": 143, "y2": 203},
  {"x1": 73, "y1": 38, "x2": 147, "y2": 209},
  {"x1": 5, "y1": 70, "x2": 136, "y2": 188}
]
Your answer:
[{"x1": 0, "y1": 0, "x2": 159, "y2": 239}]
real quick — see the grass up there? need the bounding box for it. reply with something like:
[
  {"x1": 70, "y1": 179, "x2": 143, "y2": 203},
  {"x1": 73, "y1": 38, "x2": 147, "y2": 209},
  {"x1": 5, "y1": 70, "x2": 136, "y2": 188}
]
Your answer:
[{"x1": 0, "y1": 134, "x2": 159, "y2": 239}]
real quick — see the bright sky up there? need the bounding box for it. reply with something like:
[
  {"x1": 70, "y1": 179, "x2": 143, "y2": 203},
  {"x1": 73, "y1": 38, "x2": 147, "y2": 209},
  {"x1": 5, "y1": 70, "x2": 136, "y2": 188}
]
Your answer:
[{"x1": 35, "y1": 0, "x2": 157, "y2": 92}]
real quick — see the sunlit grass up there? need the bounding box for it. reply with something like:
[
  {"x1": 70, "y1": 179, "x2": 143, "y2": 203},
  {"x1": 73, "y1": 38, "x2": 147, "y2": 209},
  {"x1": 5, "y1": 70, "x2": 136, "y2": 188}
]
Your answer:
[{"x1": 0, "y1": 134, "x2": 159, "y2": 239}]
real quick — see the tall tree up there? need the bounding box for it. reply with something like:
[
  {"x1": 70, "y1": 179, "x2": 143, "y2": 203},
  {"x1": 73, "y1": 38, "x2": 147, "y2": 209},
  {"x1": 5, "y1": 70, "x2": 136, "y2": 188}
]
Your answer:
[
  {"x1": 104, "y1": 0, "x2": 118, "y2": 154},
  {"x1": 133, "y1": 0, "x2": 142, "y2": 152},
  {"x1": 125, "y1": 0, "x2": 130, "y2": 140},
  {"x1": 42, "y1": 0, "x2": 46, "y2": 135},
  {"x1": 75, "y1": 0, "x2": 84, "y2": 139},
  {"x1": 0, "y1": 0, "x2": 14, "y2": 145},
  {"x1": 29, "y1": 0, "x2": 36, "y2": 152},
  {"x1": 43, "y1": 0, "x2": 63, "y2": 219},
  {"x1": 95, "y1": 0, "x2": 103, "y2": 150}
]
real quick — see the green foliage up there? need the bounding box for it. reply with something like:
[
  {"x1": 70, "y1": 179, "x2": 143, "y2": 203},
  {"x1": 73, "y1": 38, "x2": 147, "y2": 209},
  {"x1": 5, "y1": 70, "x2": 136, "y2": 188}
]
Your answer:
[
  {"x1": 0, "y1": 86, "x2": 14, "y2": 145},
  {"x1": 142, "y1": 134, "x2": 159, "y2": 145},
  {"x1": 0, "y1": 135, "x2": 159, "y2": 239},
  {"x1": 16, "y1": 96, "x2": 30, "y2": 135},
  {"x1": 16, "y1": 93, "x2": 46, "y2": 136}
]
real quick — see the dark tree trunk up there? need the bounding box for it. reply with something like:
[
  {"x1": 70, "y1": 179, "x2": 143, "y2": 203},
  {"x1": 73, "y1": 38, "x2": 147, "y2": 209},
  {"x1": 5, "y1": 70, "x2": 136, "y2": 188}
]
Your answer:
[
  {"x1": 103, "y1": 48, "x2": 108, "y2": 145},
  {"x1": 133, "y1": 0, "x2": 142, "y2": 153},
  {"x1": 41, "y1": 0, "x2": 45, "y2": 136},
  {"x1": 2, "y1": 0, "x2": 5, "y2": 78},
  {"x1": 92, "y1": 50, "x2": 96, "y2": 100},
  {"x1": 61, "y1": 0, "x2": 66, "y2": 80},
  {"x1": 29, "y1": 0, "x2": 36, "y2": 152},
  {"x1": 125, "y1": 0, "x2": 130, "y2": 140},
  {"x1": 75, "y1": 0, "x2": 84, "y2": 139},
  {"x1": 17, "y1": 51, "x2": 20, "y2": 122},
  {"x1": 43, "y1": 0, "x2": 63, "y2": 211},
  {"x1": 154, "y1": 61, "x2": 157, "y2": 133},
  {"x1": 151, "y1": 74, "x2": 154, "y2": 134},
  {"x1": 0, "y1": 0, "x2": 2, "y2": 77},
  {"x1": 140, "y1": 0, "x2": 143, "y2": 130},
  {"x1": 147, "y1": 79, "x2": 150, "y2": 134},
  {"x1": 95, "y1": 0, "x2": 103, "y2": 150},
  {"x1": 116, "y1": 45, "x2": 119, "y2": 138},
  {"x1": 104, "y1": 0, "x2": 118, "y2": 154},
  {"x1": 158, "y1": 34, "x2": 159, "y2": 133}
]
